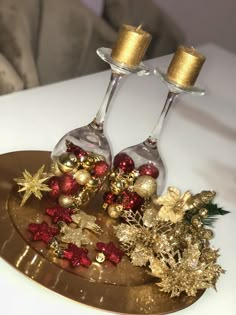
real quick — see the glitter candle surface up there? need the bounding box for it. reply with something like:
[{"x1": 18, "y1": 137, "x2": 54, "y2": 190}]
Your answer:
[
  {"x1": 111, "y1": 24, "x2": 152, "y2": 68},
  {"x1": 167, "y1": 46, "x2": 206, "y2": 87}
]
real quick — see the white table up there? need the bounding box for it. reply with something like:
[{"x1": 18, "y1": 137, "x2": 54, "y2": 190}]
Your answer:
[{"x1": 0, "y1": 43, "x2": 235, "y2": 314}]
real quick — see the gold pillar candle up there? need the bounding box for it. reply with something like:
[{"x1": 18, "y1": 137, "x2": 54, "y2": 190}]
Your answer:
[
  {"x1": 167, "y1": 46, "x2": 206, "y2": 87},
  {"x1": 111, "y1": 24, "x2": 152, "y2": 68}
]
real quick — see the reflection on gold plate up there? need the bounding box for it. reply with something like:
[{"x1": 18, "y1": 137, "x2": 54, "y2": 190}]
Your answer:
[{"x1": 0, "y1": 151, "x2": 204, "y2": 314}]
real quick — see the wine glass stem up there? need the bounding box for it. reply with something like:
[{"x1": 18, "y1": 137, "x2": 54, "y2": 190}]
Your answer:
[
  {"x1": 93, "y1": 71, "x2": 123, "y2": 128},
  {"x1": 147, "y1": 91, "x2": 179, "y2": 145}
]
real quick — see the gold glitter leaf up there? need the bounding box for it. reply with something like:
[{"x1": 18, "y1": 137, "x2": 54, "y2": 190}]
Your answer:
[
  {"x1": 72, "y1": 211, "x2": 102, "y2": 234},
  {"x1": 59, "y1": 222, "x2": 88, "y2": 247},
  {"x1": 157, "y1": 242, "x2": 225, "y2": 297}
]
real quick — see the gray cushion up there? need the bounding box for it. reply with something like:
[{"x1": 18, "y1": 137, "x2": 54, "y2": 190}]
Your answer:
[
  {"x1": 37, "y1": 0, "x2": 116, "y2": 85},
  {"x1": 0, "y1": 0, "x2": 39, "y2": 88},
  {"x1": 0, "y1": 53, "x2": 23, "y2": 94}
]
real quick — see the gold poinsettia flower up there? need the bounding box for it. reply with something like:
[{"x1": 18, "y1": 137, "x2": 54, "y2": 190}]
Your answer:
[{"x1": 156, "y1": 187, "x2": 192, "y2": 223}]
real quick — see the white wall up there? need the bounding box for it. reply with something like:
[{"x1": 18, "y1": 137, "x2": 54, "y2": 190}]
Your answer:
[{"x1": 154, "y1": 0, "x2": 235, "y2": 53}]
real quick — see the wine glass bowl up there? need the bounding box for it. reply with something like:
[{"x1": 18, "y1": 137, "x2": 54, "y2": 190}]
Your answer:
[
  {"x1": 52, "y1": 122, "x2": 112, "y2": 169},
  {"x1": 116, "y1": 139, "x2": 166, "y2": 195},
  {"x1": 51, "y1": 48, "x2": 150, "y2": 166}
]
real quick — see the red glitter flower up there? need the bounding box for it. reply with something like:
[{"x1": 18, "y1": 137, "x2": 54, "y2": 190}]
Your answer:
[
  {"x1": 96, "y1": 241, "x2": 124, "y2": 264},
  {"x1": 63, "y1": 243, "x2": 91, "y2": 267},
  {"x1": 45, "y1": 206, "x2": 73, "y2": 224},
  {"x1": 28, "y1": 221, "x2": 59, "y2": 244}
]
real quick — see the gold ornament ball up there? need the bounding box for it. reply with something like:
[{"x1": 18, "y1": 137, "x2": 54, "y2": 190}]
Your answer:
[
  {"x1": 58, "y1": 194, "x2": 74, "y2": 208},
  {"x1": 199, "y1": 208, "x2": 208, "y2": 218},
  {"x1": 86, "y1": 178, "x2": 99, "y2": 191},
  {"x1": 109, "y1": 171, "x2": 117, "y2": 180},
  {"x1": 58, "y1": 153, "x2": 77, "y2": 173},
  {"x1": 77, "y1": 189, "x2": 90, "y2": 204},
  {"x1": 74, "y1": 169, "x2": 92, "y2": 185},
  {"x1": 133, "y1": 175, "x2": 157, "y2": 198},
  {"x1": 108, "y1": 204, "x2": 123, "y2": 219},
  {"x1": 96, "y1": 252, "x2": 106, "y2": 263},
  {"x1": 110, "y1": 179, "x2": 127, "y2": 195},
  {"x1": 191, "y1": 215, "x2": 203, "y2": 228},
  {"x1": 203, "y1": 228, "x2": 214, "y2": 240},
  {"x1": 82, "y1": 156, "x2": 95, "y2": 170}
]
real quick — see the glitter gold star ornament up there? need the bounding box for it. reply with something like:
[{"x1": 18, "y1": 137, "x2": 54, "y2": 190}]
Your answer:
[{"x1": 14, "y1": 165, "x2": 52, "y2": 206}]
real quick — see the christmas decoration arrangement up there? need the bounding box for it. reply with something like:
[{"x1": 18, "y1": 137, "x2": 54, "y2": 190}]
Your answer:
[
  {"x1": 13, "y1": 145, "x2": 229, "y2": 299},
  {"x1": 5, "y1": 23, "x2": 230, "y2": 314}
]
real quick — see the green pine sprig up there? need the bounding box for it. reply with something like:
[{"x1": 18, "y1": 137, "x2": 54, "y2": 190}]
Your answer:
[
  {"x1": 184, "y1": 203, "x2": 230, "y2": 227},
  {"x1": 203, "y1": 203, "x2": 230, "y2": 227}
]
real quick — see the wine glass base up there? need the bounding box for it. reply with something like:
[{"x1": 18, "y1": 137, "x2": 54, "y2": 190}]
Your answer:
[
  {"x1": 97, "y1": 47, "x2": 150, "y2": 76},
  {"x1": 154, "y1": 67, "x2": 205, "y2": 96}
]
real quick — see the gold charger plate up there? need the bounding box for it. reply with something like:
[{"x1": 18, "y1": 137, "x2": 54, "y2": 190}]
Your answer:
[{"x1": 0, "y1": 151, "x2": 204, "y2": 314}]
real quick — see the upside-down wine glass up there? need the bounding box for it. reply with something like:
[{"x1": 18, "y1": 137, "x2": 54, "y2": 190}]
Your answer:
[
  {"x1": 50, "y1": 25, "x2": 151, "y2": 208},
  {"x1": 51, "y1": 47, "x2": 150, "y2": 165},
  {"x1": 112, "y1": 46, "x2": 206, "y2": 196}
]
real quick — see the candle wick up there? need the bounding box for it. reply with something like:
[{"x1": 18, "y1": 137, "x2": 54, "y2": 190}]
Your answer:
[{"x1": 136, "y1": 24, "x2": 143, "y2": 31}]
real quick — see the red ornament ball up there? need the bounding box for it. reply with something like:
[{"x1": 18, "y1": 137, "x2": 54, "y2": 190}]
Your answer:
[
  {"x1": 48, "y1": 176, "x2": 61, "y2": 198},
  {"x1": 93, "y1": 161, "x2": 109, "y2": 177},
  {"x1": 60, "y1": 174, "x2": 80, "y2": 195},
  {"x1": 113, "y1": 153, "x2": 134, "y2": 173},
  {"x1": 103, "y1": 191, "x2": 117, "y2": 204},
  {"x1": 138, "y1": 163, "x2": 159, "y2": 179},
  {"x1": 121, "y1": 190, "x2": 144, "y2": 210},
  {"x1": 66, "y1": 142, "x2": 87, "y2": 159}
]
